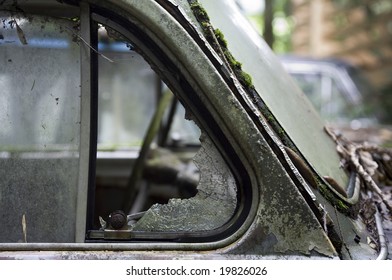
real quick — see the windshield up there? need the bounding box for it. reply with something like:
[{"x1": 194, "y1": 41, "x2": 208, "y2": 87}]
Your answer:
[{"x1": 199, "y1": 0, "x2": 348, "y2": 187}]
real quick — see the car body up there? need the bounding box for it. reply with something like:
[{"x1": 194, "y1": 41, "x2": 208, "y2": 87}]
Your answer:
[{"x1": 0, "y1": 0, "x2": 389, "y2": 259}]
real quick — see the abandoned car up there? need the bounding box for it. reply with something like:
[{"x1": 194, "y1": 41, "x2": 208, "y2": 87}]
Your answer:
[
  {"x1": 280, "y1": 56, "x2": 376, "y2": 127},
  {"x1": 0, "y1": 0, "x2": 390, "y2": 259},
  {"x1": 280, "y1": 56, "x2": 392, "y2": 146}
]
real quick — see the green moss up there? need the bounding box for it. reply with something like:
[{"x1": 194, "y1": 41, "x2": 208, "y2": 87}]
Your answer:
[
  {"x1": 225, "y1": 51, "x2": 241, "y2": 69},
  {"x1": 236, "y1": 69, "x2": 253, "y2": 88},
  {"x1": 213, "y1": 29, "x2": 228, "y2": 49},
  {"x1": 278, "y1": 128, "x2": 285, "y2": 137},
  {"x1": 190, "y1": 2, "x2": 210, "y2": 23},
  {"x1": 212, "y1": 29, "x2": 254, "y2": 89},
  {"x1": 189, "y1": 1, "x2": 254, "y2": 92},
  {"x1": 316, "y1": 179, "x2": 350, "y2": 214},
  {"x1": 201, "y1": 21, "x2": 210, "y2": 30}
]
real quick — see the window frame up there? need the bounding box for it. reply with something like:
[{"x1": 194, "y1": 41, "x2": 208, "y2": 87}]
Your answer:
[{"x1": 86, "y1": 5, "x2": 253, "y2": 243}]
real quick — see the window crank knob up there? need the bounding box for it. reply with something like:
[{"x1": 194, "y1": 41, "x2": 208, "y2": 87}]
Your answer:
[{"x1": 109, "y1": 210, "x2": 127, "y2": 229}]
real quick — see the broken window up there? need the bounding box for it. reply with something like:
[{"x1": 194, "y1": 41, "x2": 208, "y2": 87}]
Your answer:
[
  {"x1": 91, "y1": 25, "x2": 239, "y2": 240},
  {"x1": 0, "y1": 13, "x2": 81, "y2": 242}
]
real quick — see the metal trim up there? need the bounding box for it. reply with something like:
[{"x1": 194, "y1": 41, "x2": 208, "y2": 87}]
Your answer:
[{"x1": 75, "y1": 2, "x2": 92, "y2": 243}]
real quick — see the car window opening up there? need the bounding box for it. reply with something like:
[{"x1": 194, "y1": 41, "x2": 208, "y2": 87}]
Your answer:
[{"x1": 91, "y1": 25, "x2": 238, "y2": 239}]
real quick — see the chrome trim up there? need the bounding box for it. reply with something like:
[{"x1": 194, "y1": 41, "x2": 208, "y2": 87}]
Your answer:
[{"x1": 375, "y1": 208, "x2": 388, "y2": 260}]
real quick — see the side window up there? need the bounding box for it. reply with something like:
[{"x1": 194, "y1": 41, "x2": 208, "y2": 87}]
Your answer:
[
  {"x1": 91, "y1": 25, "x2": 238, "y2": 240},
  {"x1": 0, "y1": 13, "x2": 81, "y2": 242}
]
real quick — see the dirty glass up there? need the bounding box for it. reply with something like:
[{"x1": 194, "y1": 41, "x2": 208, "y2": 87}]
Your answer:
[{"x1": 0, "y1": 13, "x2": 81, "y2": 242}]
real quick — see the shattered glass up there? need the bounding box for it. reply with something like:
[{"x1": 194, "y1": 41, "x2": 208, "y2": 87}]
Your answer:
[{"x1": 133, "y1": 133, "x2": 237, "y2": 231}]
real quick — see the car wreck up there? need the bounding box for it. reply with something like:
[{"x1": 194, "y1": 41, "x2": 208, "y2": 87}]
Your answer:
[{"x1": 0, "y1": 0, "x2": 390, "y2": 259}]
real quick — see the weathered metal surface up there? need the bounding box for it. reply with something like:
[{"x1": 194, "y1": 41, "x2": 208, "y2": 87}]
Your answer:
[
  {"x1": 0, "y1": 250, "x2": 336, "y2": 260},
  {"x1": 222, "y1": 138, "x2": 338, "y2": 257}
]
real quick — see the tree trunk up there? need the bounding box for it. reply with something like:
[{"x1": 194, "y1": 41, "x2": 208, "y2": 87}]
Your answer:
[{"x1": 263, "y1": 0, "x2": 274, "y2": 49}]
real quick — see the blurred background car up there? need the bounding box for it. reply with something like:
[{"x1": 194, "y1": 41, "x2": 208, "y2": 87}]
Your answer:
[
  {"x1": 280, "y1": 55, "x2": 376, "y2": 127},
  {"x1": 280, "y1": 55, "x2": 392, "y2": 145}
]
